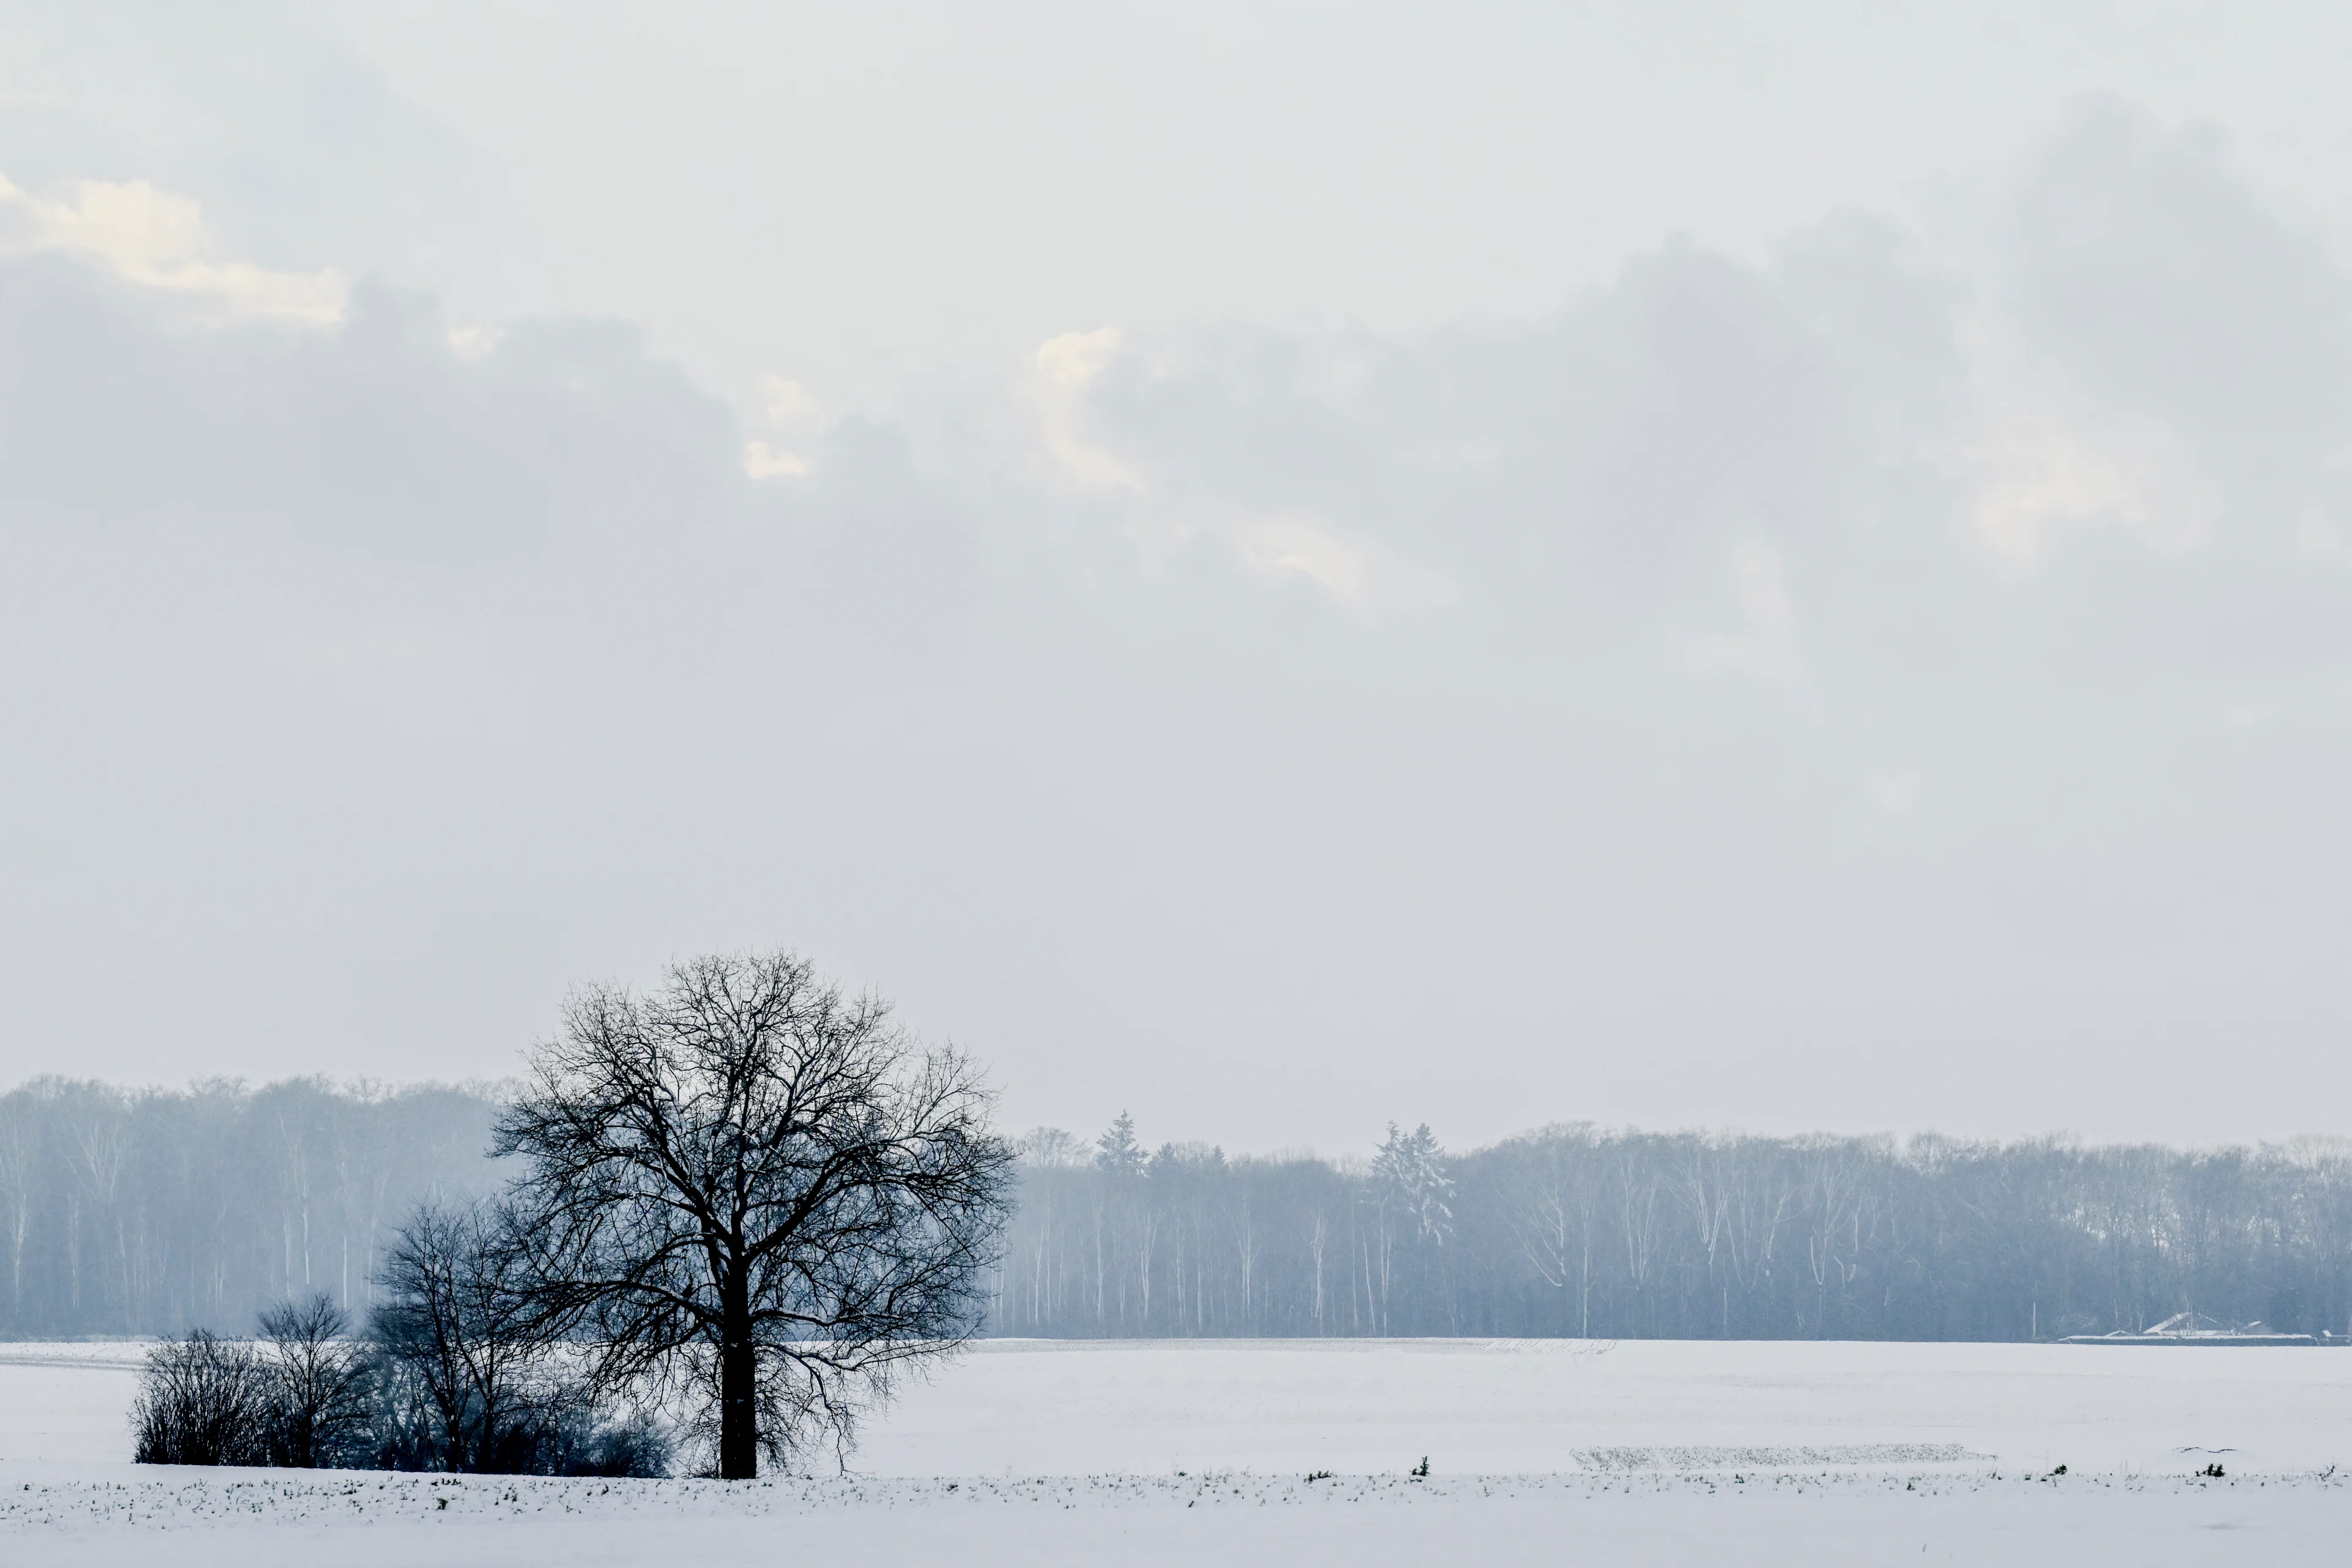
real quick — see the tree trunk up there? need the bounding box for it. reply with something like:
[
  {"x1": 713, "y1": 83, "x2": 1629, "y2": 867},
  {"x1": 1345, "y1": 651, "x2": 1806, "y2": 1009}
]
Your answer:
[{"x1": 718, "y1": 1279, "x2": 758, "y2": 1480}]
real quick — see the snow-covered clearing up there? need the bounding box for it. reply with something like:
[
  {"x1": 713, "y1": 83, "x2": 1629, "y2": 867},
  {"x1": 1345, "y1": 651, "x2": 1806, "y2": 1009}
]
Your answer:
[{"x1": 3, "y1": 1338, "x2": 2346, "y2": 1563}]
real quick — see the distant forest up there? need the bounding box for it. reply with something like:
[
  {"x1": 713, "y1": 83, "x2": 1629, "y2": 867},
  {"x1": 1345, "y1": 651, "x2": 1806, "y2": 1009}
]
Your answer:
[
  {"x1": 0, "y1": 1078, "x2": 505, "y2": 1339},
  {"x1": 3, "y1": 1077, "x2": 2349, "y2": 1341},
  {"x1": 998, "y1": 1118, "x2": 2352, "y2": 1341}
]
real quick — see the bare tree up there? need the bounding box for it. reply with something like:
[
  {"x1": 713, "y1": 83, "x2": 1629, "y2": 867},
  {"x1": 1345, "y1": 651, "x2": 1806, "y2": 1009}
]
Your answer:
[
  {"x1": 1504, "y1": 1124, "x2": 1604, "y2": 1337},
  {"x1": 258, "y1": 1291, "x2": 375, "y2": 1468},
  {"x1": 0, "y1": 1090, "x2": 36, "y2": 1321},
  {"x1": 494, "y1": 951, "x2": 1016, "y2": 1480},
  {"x1": 1016, "y1": 1127, "x2": 1089, "y2": 1169},
  {"x1": 372, "y1": 1197, "x2": 552, "y2": 1472}
]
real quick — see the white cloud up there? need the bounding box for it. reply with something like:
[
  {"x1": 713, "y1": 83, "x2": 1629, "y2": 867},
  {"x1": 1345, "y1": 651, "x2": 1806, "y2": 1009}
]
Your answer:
[
  {"x1": 1227, "y1": 513, "x2": 1453, "y2": 610},
  {"x1": 761, "y1": 375, "x2": 823, "y2": 429},
  {"x1": 0, "y1": 172, "x2": 345, "y2": 323},
  {"x1": 1030, "y1": 328, "x2": 1141, "y2": 491},
  {"x1": 1235, "y1": 514, "x2": 1369, "y2": 597},
  {"x1": 742, "y1": 440, "x2": 810, "y2": 478},
  {"x1": 447, "y1": 324, "x2": 501, "y2": 359},
  {"x1": 1970, "y1": 423, "x2": 2201, "y2": 563}
]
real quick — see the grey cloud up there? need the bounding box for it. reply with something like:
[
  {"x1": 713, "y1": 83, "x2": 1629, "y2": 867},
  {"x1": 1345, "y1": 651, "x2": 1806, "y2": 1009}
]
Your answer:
[
  {"x1": 1076, "y1": 220, "x2": 1967, "y2": 630},
  {"x1": 2003, "y1": 97, "x2": 2351, "y2": 469},
  {"x1": 5, "y1": 99, "x2": 2352, "y2": 1153},
  {"x1": 1058, "y1": 112, "x2": 2352, "y2": 695},
  {"x1": 0, "y1": 270, "x2": 736, "y2": 550}
]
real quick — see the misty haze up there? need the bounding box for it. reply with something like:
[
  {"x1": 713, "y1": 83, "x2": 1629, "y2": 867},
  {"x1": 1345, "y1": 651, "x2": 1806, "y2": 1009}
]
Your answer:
[{"x1": 4, "y1": 4, "x2": 2351, "y2": 1564}]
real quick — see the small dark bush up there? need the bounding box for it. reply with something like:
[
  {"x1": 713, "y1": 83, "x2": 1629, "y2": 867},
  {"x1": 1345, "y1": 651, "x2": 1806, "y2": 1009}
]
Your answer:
[
  {"x1": 556, "y1": 1409, "x2": 673, "y2": 1478},
  {"x1": 133, "y1": 1330, "x2": 273, "y2": 1466}
]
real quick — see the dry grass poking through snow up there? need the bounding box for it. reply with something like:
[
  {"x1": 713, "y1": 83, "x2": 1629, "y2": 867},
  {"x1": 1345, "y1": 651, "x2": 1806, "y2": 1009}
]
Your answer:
[{"x1": 1, "y1": 1463, "x2": 2344, "y2": 1532}]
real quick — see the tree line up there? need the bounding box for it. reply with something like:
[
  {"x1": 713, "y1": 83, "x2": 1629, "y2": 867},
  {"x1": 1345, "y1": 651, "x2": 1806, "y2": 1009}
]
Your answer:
[
  {"x1": 0, "y1": 1076, "x2": 505, "y2": 1339},
  {"x1": 996, "y1": 1119, "x2": 2352, "y2": 1341},
  {"x1": 10, "y1": 1059, "x2": 2352, "y2": 1358}
]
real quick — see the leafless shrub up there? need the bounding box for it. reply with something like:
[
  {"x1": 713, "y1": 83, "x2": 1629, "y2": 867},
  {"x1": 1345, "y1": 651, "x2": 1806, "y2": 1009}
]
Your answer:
[{"x1": 132, "y1": 1329, "x2": 271, "y2": 1466}]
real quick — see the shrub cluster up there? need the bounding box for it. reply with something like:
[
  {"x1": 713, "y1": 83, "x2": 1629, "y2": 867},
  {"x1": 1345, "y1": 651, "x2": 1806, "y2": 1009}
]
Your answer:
[
  {"x1": 130, "y1": 1330, "x2": 277, "y2": 1466},
  {"x1": 131, "y1": 1291, "x2": 668, "y2": 1476}
]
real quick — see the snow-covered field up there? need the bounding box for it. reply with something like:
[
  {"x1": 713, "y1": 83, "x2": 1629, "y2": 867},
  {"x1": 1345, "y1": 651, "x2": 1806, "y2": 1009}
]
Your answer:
[{"x1": 3, "y1": 1338, "x2": 2346, "y2": 1564}]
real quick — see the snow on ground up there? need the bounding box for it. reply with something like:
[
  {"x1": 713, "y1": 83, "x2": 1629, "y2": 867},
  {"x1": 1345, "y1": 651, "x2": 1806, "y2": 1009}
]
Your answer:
[
  {"x1": 4, "y1": 1338, "x2": 2348, "y2": 1564},
  {"x1": 0, "y1": 1344, "x2": 142, "y2": 1468},
  {"x1": 858, "y1": 1337, "x2": 2352, "y2": 1477}
]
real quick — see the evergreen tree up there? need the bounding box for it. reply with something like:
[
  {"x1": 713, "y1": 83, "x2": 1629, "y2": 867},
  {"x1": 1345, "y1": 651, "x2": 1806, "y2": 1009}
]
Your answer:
[
  {"x1": 1095, "y1": 1111, "x2": 1145, "y2": 1177},
  {"x1": 1373, "y1": 1122, "x2": 1454, "y2": 1244}
]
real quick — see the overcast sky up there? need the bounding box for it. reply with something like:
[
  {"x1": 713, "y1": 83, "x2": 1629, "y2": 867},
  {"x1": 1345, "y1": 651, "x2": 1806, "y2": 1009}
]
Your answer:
[{"x1": 5, "y1": 2, "x2": 2352, "y2": 1153}]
